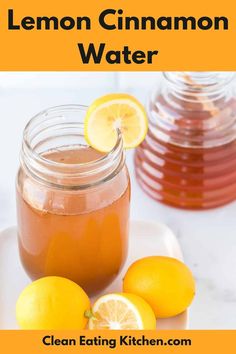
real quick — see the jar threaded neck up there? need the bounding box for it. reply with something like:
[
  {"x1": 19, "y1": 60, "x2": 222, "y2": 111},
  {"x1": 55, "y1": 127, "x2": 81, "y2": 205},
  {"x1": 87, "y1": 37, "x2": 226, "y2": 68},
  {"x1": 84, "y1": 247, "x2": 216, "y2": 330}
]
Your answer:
[{"x1": 21, "y1": 105, "x2": 124, "y2": 190}]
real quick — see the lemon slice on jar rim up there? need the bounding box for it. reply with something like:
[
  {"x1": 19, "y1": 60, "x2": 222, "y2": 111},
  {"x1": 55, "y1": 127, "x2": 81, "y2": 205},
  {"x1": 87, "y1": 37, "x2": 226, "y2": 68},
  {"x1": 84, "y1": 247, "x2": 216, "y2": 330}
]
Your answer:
[
  {"x1": 88, "y1": 293, "x2": 156, "y2": 330},
  {"x1": 84, "y1": 94, "x2": 148, "y2": 152}
]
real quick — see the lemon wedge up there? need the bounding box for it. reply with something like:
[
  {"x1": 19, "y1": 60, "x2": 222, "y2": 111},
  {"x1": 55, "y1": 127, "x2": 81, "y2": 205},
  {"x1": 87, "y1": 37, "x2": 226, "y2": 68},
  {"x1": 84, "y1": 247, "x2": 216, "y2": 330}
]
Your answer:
[
  {"x1": 84, "y1": 94, "x2": 148, "y2": 152},
  {"x1": 88, "y1": 293, "x2": 156, "y2": 330}
]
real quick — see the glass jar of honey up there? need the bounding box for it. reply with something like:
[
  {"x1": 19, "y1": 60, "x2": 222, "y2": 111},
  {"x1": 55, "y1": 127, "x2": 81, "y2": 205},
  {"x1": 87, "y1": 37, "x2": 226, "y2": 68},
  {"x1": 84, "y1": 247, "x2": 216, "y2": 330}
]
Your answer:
[
  {"x1": 135, "y1": 72, "x2": 236, "y2": 209},
  {"x1": 16, "y1": 105, "x2": 130, "y2": 296}
]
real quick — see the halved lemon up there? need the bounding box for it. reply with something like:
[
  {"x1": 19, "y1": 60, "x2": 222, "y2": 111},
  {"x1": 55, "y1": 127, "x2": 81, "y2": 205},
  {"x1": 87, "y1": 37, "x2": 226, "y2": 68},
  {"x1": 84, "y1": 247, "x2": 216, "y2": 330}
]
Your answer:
[
  {"x1": 84, "y1": 94, "x2": 148, "y2": 152},
  {"x1": 88, "y1": 293, "x2": 156, "y2": 329}
]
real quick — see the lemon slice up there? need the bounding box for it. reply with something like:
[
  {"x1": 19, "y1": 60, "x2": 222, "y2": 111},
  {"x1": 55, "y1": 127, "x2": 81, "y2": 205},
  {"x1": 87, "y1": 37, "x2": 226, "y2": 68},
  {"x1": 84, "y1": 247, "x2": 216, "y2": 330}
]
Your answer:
[
  {"x1": 88, "y1": 293, "x2": 156, "y2": 330},
  {"x1": 84, "y1": 94, "x2": 148, "y2": 152}
]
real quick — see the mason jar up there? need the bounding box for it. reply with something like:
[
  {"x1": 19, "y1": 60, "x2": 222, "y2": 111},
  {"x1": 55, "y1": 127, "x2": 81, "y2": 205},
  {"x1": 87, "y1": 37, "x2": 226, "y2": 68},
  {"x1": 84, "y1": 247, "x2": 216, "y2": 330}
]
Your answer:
[{"x1": 16, "y1": 105, "x2": 130, "y2": 296}]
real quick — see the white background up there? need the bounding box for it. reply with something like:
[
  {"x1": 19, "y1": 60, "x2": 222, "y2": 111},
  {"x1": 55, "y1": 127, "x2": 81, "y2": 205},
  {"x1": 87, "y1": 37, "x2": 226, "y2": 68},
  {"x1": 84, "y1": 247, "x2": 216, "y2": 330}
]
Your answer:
[{"x1": 0, "y1": 72, "x2": 236, "y2": 329}]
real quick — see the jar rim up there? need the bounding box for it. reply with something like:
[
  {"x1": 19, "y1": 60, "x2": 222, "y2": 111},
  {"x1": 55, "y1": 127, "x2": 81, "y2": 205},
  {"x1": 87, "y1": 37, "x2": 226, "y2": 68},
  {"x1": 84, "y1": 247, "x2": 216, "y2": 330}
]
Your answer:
[
  {"x1": 21, "y1": 104, "x2": 125, "y2": 190},
  {"x1": 163, "y1": 72, "x2": 236, "y2": 94},
  {"x1": 23, "y1": 104, "x2": 123, "y2": 170}
]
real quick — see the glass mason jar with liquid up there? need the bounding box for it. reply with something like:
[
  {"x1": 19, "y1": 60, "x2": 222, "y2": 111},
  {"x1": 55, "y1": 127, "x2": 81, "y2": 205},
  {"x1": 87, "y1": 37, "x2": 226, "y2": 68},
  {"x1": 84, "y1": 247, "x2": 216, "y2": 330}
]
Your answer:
[
  {"x1": 135, "y1": 72, "x2": 236, "y2": 209},
  {"x1": 16, "y1": 105, "x2": 130, "y2": 296}
]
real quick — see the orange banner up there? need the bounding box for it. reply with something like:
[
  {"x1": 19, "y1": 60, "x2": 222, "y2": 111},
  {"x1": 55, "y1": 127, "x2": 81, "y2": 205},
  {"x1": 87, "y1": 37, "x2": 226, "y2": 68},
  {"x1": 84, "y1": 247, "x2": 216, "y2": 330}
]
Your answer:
[
  {"x1": 0, "y1": 330, "x2": 235, "y2": 353},
  {"x1": 0, "y1": 0, "x2": 235, "y2": 70}
]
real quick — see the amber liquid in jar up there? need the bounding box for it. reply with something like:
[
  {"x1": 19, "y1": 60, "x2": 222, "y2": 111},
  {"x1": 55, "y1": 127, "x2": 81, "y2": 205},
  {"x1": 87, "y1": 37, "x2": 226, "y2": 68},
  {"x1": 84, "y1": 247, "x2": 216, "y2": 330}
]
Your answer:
[
  {"x1": 17, "y1": 106, "x2": 130, "y2": 296},
  {"x1": 135, "y1": 72, "x2": 236, "y2": 209}
]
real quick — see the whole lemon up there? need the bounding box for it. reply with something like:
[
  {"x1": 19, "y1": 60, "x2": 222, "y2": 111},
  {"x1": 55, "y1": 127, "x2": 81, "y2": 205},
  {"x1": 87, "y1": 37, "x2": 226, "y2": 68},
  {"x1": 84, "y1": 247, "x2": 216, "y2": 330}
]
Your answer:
[
  {"x1": 123, "y1": 256, "x2": 195, "y2": 318},
  {"x1": 16, "y1": 276, "x2": 90, "y2": 329}
]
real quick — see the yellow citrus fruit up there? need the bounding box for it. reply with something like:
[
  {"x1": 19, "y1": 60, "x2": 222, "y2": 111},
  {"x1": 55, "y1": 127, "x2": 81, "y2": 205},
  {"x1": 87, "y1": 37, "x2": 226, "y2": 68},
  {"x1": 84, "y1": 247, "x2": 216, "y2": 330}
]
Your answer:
[
  {"x1": 88, "y1": 293, "x2": 156, "y2": 329},
  {"x1": 84, "y1": 93, "x2": 148, "y2": 152},
  {"x1": 16, "y1": 276, "x2": 90, "y2": 329},
  {"x1": 123, "y1": 256, "x2": 195, "y2": 318}
]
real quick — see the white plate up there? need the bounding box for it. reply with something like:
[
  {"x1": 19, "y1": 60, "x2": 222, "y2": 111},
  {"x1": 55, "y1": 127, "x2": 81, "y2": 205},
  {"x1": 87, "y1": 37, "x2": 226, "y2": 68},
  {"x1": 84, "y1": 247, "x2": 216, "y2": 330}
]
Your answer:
[{"x1": 0, "y1": 220, "x2": 188, "y2": 330}]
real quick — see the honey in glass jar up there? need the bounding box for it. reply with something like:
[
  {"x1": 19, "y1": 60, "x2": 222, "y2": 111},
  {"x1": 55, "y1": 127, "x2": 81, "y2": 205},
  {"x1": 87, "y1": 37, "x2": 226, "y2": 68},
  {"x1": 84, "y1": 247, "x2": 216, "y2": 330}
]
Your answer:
[{"x1": 135, "y1": 72, "x2": 236, "y2": 209}]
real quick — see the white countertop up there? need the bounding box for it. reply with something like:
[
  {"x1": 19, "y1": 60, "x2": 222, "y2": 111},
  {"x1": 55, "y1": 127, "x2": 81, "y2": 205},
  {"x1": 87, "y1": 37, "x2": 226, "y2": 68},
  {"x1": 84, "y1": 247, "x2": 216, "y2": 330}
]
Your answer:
[{"x1": 0, "y1": 80, "x2": 236, "y2": 329}]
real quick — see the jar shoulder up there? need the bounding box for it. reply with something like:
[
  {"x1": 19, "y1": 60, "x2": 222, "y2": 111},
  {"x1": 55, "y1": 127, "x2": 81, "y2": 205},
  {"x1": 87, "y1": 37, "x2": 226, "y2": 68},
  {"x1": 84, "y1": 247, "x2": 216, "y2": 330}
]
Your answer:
[{"x1": 16, "y1": 164, "x2": 130, "y2": 215}]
